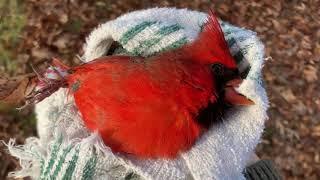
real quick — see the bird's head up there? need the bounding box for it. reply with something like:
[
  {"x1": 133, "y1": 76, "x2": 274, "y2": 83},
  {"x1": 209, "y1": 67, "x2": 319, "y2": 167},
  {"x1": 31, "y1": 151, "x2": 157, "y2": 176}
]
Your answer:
[{"x1": 196, "y1": 10, "x2": 254, "y2": 106}]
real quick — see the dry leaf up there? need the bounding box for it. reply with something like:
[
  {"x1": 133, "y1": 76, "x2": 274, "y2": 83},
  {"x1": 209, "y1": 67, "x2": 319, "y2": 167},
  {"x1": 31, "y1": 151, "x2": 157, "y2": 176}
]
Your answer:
[
  {"x1": 280, "y1": 88, "x2": 297, "y2": 103},
  {"x1": 314, "y1": 42, "x2": 320, "y2": 56},
  {"x1": 53, "y1": 35, "x2": 70, "y2": 50},
  {"x1": 31, "y1": 48, "x2": 53, "y2": 60},
  {"x1": 303, "y1": 65, "x2": 318, "y2": 83},
  {"x1": 271, "y1": 19, "x2": 282, "y2": 32},
  {"x1": 58, "y1": 13, "x2": 68, "y2": 24},
  {"x1": 312, "y1": 125, "x2": 320, "y2": 137},
  {"x1": 0, "y1": 74, "x2": 36, "y2": 106}
]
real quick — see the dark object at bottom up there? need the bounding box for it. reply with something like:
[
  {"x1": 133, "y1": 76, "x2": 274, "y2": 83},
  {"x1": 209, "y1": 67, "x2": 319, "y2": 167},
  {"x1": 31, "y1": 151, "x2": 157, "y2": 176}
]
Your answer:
[{"x1": 244, "y1": 160, "x2": 282, "y2": 180}]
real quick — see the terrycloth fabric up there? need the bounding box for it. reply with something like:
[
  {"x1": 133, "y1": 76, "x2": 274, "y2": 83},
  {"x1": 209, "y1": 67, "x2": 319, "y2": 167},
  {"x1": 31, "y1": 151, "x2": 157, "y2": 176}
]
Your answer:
[{"x1": 6, "y1": 8, "x2": 268, "y2": 180}]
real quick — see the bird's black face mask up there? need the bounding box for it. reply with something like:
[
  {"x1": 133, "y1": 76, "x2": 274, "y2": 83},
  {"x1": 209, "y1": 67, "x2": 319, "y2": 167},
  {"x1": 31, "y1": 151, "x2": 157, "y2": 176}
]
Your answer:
[
  {"x1": 210, "y1": 63, "x2": 240, "y2": 90},
  {"x1": 196, "y1": 63, "x2": 253, "y2": 129}
]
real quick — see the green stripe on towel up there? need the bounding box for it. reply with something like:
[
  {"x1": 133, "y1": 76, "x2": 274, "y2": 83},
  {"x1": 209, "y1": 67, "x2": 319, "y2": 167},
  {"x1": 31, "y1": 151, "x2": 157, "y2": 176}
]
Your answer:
[
  {"x1": 120, "y1": 21, "x2": 157, "y2": 45},
  {"x1": 161, "y1": 36, "x2": 188, "y2": 52},
  {"x1": 62, "y1": 146, "x2": 80, "y2": 180},
  {"x1": 50, "y1": 145, "x2": 73, "y2": 180},
  {"x1": 41, "y1": 135, "x2": 63, "y2": 178},
  {"x1": 81, "y1": 155, "x2": 98, "y2": 180}
]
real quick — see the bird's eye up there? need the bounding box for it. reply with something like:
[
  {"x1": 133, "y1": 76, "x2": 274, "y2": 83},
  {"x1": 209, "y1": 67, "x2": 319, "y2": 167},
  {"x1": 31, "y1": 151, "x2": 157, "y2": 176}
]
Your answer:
[{"x1": 211, "y1": 63, "x2": 225, "y2": 76}]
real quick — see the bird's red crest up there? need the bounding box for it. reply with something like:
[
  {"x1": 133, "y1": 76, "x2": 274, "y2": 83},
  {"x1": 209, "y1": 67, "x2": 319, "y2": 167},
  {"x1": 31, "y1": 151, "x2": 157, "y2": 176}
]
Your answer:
[{"x1": 187, "y1": 10, "x2": 237, "y2": 69}]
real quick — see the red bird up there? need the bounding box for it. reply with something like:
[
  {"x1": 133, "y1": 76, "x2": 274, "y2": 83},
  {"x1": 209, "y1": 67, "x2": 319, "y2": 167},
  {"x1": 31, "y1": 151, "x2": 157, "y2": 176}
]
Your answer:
[{"x1": 32, "y1": 11, "x2": 253, "y2": 159}]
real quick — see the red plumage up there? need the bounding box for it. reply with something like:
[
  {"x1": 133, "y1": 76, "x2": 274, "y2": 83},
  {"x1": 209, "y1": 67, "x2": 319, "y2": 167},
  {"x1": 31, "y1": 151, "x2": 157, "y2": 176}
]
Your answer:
[{"x1": 62, "y1": 12, "x2": 247, "y2": 159}]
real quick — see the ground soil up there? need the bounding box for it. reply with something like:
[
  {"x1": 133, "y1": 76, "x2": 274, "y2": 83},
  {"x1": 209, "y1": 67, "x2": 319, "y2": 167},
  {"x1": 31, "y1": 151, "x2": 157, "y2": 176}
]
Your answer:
[{"x1": 0, "y1": 0, "x2": 319, "y2": 179}]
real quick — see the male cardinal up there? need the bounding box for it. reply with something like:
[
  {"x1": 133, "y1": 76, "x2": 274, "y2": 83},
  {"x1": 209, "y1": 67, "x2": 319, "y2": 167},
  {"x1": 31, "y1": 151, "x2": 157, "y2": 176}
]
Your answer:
[{"x1": 30, "y1": 11, "x2": 253, "y2": 159}]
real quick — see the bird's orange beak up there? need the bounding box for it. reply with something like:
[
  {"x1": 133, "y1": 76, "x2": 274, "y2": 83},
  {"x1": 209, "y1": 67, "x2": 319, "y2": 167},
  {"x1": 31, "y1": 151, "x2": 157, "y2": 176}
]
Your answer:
[{"x1": 224, "y1": 79, "x2": 254, "y2": 105}]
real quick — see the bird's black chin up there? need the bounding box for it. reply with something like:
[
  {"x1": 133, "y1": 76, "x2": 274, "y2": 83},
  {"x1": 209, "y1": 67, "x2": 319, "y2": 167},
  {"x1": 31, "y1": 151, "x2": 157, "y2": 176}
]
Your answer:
[{"x1": 196, "y1": 96, "x2": 231, "y2": 129}]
